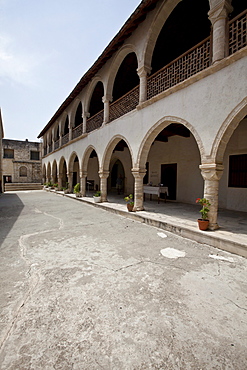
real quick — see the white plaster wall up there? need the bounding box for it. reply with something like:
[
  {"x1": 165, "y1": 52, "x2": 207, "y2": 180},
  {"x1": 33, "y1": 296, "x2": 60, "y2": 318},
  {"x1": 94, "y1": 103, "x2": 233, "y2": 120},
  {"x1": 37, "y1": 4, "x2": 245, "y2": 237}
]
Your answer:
[
  {"x1": 147, "y1": 135, "x2": 203, "y2": 203},
  {"x1": 219, "y1": 119, "x2": 247, "y2": 212}
]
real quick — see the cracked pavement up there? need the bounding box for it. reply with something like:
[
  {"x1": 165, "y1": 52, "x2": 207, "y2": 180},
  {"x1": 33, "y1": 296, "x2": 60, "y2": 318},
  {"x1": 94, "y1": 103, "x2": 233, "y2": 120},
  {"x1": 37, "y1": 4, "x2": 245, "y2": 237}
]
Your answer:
[{"x1": 0, "y1": 190, "x2": 247, "y2": 369}]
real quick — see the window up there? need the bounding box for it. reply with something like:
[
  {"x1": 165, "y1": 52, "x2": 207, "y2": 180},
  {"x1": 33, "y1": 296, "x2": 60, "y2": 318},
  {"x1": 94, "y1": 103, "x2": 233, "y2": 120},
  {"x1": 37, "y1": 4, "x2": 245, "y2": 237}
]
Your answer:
[
  {"x1": 3, "y1": 149, "x2": 14, "y2": 158},
  {"x1": 20, "y1": 166, "x2": 27, "y2": 177},
  {"x1": 30, "y1": 151, "x2": 40, "y2": 160},
  {"x1": 228, "y1": 154, "x2": 247, "y2": 188}
]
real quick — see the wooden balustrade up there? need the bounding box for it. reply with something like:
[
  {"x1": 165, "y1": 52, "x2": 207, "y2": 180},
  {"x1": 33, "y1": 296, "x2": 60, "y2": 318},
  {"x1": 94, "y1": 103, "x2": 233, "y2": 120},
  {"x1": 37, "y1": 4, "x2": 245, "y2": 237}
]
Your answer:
[
  {"x1": 109, "y1": 86, "x2": 139, "y2": 122},
  {"x1": 86, "y1": 111, "x2": 104, "y2": 133},
  {"x1": 72, "y1": 124, "x2": 83, "y2": 139},
  {"x1": 229, "y1": 10, "x2": 247, "y2": 56},
  {"x1": 61, "y1": 133, "x2": 69, "y2": 146},
  {"x1": 147, "y1": 36, "x2": 211, "y2": 100}
]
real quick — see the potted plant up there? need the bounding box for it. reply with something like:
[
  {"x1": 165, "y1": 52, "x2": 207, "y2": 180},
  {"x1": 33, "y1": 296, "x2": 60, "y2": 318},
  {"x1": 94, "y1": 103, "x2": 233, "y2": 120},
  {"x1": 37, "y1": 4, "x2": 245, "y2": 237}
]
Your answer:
[
  {"x1": 196, "y1": 197, "x2": 211, "y2": 230},
  {"x1": 124, "y1": 194, "x2": 134, "y2": 212},
  {"x1": 93, "y1": 190, "x2": 101, "y2": 203},
  {"x1": 74, "y1": 183, "x2": 81, "y2": 197},
  {"x1": 53, "y1": 183, "x2": 58, "y2": 191}
]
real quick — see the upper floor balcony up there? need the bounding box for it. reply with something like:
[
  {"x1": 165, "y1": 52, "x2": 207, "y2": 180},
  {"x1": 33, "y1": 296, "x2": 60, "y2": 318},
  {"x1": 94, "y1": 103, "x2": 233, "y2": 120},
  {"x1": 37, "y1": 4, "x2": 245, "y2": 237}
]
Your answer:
[{"x1": 42, "y1": 9, "x2": 247, "y2": 156}]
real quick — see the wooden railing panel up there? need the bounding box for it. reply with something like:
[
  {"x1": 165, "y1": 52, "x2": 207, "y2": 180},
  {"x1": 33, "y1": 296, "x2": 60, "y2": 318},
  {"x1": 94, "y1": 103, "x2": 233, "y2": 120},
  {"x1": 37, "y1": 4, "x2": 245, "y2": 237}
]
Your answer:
[
  {"x1": 72, "y1": 124, "x2": 83, "y2": 139},
  {"x1": 229, "y1": 10, "x2": 247, "y2": 55},
  {"x1": 109, "y1": 86, "x2": 139, "y2": 122},
  {"x1": 86, "y1": 110, "x2": 104, "y2": 133}
]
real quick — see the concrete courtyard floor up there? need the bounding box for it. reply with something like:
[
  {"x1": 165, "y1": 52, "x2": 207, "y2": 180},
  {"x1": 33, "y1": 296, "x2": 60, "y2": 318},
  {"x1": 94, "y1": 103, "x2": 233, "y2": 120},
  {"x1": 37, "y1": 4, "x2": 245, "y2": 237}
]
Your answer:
[{"x1": 0, "y1": 190, "x2": 247, "y2": 369}]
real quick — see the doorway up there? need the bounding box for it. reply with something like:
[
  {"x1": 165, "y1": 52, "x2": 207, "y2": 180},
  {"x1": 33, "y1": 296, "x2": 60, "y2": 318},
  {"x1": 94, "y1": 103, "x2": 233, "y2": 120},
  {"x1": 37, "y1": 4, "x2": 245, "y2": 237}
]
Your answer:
[{"x1": 161, "y1": 163, "x2": 177, "y2": 200}]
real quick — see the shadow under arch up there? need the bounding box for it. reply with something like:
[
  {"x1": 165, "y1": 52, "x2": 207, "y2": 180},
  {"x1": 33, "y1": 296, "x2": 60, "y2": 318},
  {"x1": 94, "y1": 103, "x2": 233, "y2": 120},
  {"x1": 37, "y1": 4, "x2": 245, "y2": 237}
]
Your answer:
[
  {"x1": 136, "y1": 116, "x2": 204, "y2": 169},
  {"x1": 47, "y1": 162, "x2": 51, "y2": 181},
  {"x1": 211, "y1": 98, "x2": 247, "y2": 164},
  {"x1": 52, "y1": 159, "x2": 58, "y2": 183},
  {"x1": 81, "y1": 145, "x2": 99, "y2": 173},
  {"x1": 102, "y1": 135, "x2": 134, "y2": 173}
]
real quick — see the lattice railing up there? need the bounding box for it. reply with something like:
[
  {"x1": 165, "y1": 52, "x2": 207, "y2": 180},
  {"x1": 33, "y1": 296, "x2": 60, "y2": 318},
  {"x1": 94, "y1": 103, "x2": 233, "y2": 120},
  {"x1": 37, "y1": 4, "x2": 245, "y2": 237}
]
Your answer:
[
  {"x1": 61, "y1": 133, "x2": 69, "y2": 146},
  {"x1": 43, "y1": 147, "x2": 47, "y2": 156},
  {"x1": 229, "y1": 10, "x2": 247, "y2": 55},
  {"x1": 54, "y1": 140, "x2": 59, "y2": 150},
  {"x1": 109, "y1": 85, "x2": 139, "y2": 122},
  {"x1": 48, "y1": 145, "x2": 52, "y2": 153},
  {"x1": 147, "y1": 37, "x2": 211, "y2": 100},
  {"x1": 72, "y1": 124, "x2": 83, "y2": 139},
  {"x1": 86, "y1": 110, "x2": 104, "y2": 133}
]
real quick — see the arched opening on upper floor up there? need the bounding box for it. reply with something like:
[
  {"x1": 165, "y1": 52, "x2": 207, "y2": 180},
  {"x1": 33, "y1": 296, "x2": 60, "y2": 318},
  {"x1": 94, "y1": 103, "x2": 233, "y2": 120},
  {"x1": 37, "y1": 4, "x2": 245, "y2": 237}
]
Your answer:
[
  {"x1": 62, "y1": 116, "x2": 69, "y2": 136},
  {"x1": 112, "y1": 53, "x2": 139, "y2": 102},
  {"x1": 89, "y1": 81, "x2": 104, "y2": 117},
  {"x1": 151, "y1": 0, "x2": 211, "y2": 74},
  {"x1": 74, "y1": 102, "x2": 83, "y2": 128},
  {"x1": 54, "y1": 125, "x2": 59, "y2": 142},
  {"x1": 229, "y1": 0, "x2": 247, "y2": 20},
  {"x1": 137, "y1": 118, "x2": 203, "y2": 205}
]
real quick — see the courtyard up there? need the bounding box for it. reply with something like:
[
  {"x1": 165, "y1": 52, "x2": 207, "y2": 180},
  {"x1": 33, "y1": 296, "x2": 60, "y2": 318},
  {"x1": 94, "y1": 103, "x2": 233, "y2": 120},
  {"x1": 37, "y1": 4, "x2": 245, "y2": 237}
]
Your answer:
[{"x1": 0, "y1": 190, "x2": 247, "y2": 369}]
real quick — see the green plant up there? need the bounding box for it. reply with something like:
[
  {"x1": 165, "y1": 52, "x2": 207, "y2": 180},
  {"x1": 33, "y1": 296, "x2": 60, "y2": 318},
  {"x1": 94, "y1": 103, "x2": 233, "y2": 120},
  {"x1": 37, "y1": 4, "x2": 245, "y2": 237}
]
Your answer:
[
  {"x1": 196, "y1": 198, "x2": 211, "y2": 220},
  {"x1": 53, "y1": 183, "x2": 58, "y2": 188},
  {"x1": 66, "y1": 182, "x2": 69, "y2": 189},
  {"x1": 124, "y1": 194, "x2": 134, "y2": 206},
  {"x1": 47, "y1": 181, "x2": 53, "y2": 187},
  {"x1": 74, "y1": 183, "x2": 80, "y2": 193},
  {"x1": 94, "y1": 191, "x2": 101, "y2": 197}
]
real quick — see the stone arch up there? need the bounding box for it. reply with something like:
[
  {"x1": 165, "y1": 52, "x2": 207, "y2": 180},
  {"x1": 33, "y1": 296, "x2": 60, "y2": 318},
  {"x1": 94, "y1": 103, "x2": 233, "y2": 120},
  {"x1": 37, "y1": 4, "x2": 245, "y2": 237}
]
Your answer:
[
  {"x1": 211, "y1": 98, "x2": 247, "y2": 164},
  {"x1": 81, "y1": 146, "x2": 98, "y2": 173},
  {"x1": 47, "y1": 162, "x2": 51, "y2": 182},
  {"x1": 70, "y1": 99, "x2": 83, "y2": 128},
  {"x1": 61, "y1": 113, "x2": 69, "y2": 136},
  {"x1": 68, "y1": 151, "x2": 80, "y2": 173},
  {"x1": 136, "y1": 116, "x2": 204, "y2": 170},
  {"x1": 85, "y1": 76, "x2": 105, "y2": 113},
  {"x1": 19, "y1": 166, "x2": 27, "y2": 177},
  {"x1": 143, "y1": 0, "x2": 182, "y2": 69},
  {"x1": 42, "y1": 164, "x2": 46, "y2": 184},
  {"x1": 102, "y1": 135, "x2": 134, "y2": 173},
  {"x1": 58, "y1": 156, "x2": 68, "y2": 188},
  {"x1": 106, "y1": 44, "x2": 138, "y2": 99},
  {"x1": 52, "y1": 159, "x2": 58, "y2": 183},
  {"x1": 58, "y1": 156, "x2": 67, "y2": 174}
]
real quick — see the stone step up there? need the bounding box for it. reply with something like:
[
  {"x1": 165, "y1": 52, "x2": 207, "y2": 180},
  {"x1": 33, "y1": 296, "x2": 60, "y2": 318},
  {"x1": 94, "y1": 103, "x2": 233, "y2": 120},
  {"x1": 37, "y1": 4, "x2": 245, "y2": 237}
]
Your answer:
[{"x1": 4, "y1": 183, "x2": 43, "y2": 192}]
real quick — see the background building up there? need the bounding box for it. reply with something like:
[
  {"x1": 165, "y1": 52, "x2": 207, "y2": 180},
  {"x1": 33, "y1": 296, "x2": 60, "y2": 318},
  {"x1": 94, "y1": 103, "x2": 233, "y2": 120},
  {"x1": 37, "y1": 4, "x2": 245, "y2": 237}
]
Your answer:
[
  {"x1": 2, "y1": 139, "x2": 42, "y2": 191},
  {"x1": 0, "y1": 109, "x2": 4, "y2": 193}
]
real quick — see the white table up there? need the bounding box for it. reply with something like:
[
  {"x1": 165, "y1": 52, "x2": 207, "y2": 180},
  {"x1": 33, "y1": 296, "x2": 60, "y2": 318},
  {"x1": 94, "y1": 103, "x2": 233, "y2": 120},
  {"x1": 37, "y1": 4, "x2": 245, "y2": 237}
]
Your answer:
[{"x1": 143, "y1": 186, "x2": 169, "y2": 203}]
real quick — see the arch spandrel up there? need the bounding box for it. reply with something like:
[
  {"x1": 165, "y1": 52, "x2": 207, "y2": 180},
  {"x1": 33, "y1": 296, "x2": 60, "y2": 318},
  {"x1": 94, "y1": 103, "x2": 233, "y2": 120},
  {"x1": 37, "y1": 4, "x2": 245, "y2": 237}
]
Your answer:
[
  {"x1": 68, "y1": 151, "x2": 80, "y2": 173},
  {"x1": 136, "y1": 116, "x2": 205, "y2": 169},
  {"x1": 58, "y1": 156, "x2": 67, "y2": 174},
  {"x1": 211, "y1": 98, "x2": 247, "y2": 164},
  {"x1": 81, "y1": 146, "x2": 99, "y2": 173}
]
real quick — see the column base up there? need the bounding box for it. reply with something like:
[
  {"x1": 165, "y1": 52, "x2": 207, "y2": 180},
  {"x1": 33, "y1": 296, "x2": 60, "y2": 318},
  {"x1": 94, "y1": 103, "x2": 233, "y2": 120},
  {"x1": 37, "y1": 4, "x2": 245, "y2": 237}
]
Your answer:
[{"x1": 209, "y1": 223, "x2": 220, "y2": 230}]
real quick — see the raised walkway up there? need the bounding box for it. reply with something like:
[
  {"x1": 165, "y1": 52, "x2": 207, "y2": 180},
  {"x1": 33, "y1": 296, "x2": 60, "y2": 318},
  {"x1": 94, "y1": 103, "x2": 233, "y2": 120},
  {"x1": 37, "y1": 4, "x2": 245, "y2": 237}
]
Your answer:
[{"x1": 49, "y1": 189, "x2": 247, "y2": 258}]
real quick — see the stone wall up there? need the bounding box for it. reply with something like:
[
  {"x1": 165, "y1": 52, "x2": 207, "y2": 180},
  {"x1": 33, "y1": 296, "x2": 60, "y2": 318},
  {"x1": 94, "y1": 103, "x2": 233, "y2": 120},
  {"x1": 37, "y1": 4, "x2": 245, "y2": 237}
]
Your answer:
[{"x1": 2, "y1": 139, "x2": 42, "y2": 184}]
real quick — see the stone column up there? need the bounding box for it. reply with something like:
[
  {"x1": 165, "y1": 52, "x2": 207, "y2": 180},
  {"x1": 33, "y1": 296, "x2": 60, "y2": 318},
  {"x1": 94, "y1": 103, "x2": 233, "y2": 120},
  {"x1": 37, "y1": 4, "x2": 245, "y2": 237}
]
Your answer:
[
  {"x1": 82, "y1": 112, "x2": 90, "y2": 134},
  {"x1": 80, "y1": 171, "x2": 87, "y2": 197},
  {"x1": 132, "y1": 168, "x2": 146, "y2": 211},
  {"x1": 137, "y1": 65, "x2": 152, "y2": 104},
  {"x1": 208, "y1": 0, "x2": 233, "y2": 63},
  {"x1": 199, "y1": 163, "x2": 224, "y2": 230},
  {"x1": 67, "y1": 172, "x2": 73, "y2": 193},
  {"x1": 102, "y1": 94, "x2": 112, "y2": 124},
  {"x1": 99, "y1": 170, "x2": 109, "y2": 202},
  {"x1": 68, "y1": 121, "x2": 72, "y2": 142},
  {"x1": 58, "y1": 173, "x2": 63, "y2": 190},
  {"x1": 59, "y1": 123, "x2": 62, "y2": 148}
]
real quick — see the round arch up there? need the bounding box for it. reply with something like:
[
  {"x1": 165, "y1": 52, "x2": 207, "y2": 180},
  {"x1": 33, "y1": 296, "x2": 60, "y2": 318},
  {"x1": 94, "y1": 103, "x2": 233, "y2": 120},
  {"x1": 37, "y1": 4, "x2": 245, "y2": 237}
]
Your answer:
[
  {"x1": 102, "y1": 135, "x2": 134, "y2": 173},
  {"x1": 58, "y1": 156, "x2": 67, "y2": 174},
  {"x1": 68, "y1": 151, "x2": 80, "y2": 173},
  {"x1": 84, "y1": 76, "x2": 105, "y2": 113},
  {"x1": 52, "y1": 159, "x2": 58, "y2": 183},
  {"x1": 81, "y1": 145, "x2": 99, "y2": 173},
  {"x1": 106, "y1": 44, "x2": 138, "y2": 99},
  {"x1": 70, "y1": 98, "x2": 83, "y2": 128},
  {"x1": 136, "y1": 116, "x2": 204, "y2": 170},
  {"x1": 211, "y1": 98, "x2": 247, "y2": 164},
  {"x1": 47, "y1": 162, "x2": 51, "y2": 181}
]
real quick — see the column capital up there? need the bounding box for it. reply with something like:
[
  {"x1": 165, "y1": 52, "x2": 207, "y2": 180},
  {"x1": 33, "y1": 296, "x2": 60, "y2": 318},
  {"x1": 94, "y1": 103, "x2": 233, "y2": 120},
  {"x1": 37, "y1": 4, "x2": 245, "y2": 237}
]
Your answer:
[
  {"x1": 137, "y1": 65, "x2": 152, "y2": 78},
  {"x1": 102, "y1": 94, "x2": 112, "y2": 103},
  {"x1": 199, "y1": 163, "x2": 224, "y2": 181},
  {"x1": 208, "y1": 0, "x2": 233, "y2": 25},
  {"x1": 98, "y1": 170, "x2": 110, "y2": 179},
  {"x1": 131, "y1": 168, "x2": 146, "y2": 179},
  {"x1": 79, "y1": 171, "x2": 87, "y2": 178}
]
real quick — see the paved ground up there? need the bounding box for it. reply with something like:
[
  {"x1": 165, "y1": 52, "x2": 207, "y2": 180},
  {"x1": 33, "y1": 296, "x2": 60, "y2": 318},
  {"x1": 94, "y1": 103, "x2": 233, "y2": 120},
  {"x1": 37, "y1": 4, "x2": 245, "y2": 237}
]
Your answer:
[{"x1": 0, "y1": 191, "x2": 247, "y2": 369}]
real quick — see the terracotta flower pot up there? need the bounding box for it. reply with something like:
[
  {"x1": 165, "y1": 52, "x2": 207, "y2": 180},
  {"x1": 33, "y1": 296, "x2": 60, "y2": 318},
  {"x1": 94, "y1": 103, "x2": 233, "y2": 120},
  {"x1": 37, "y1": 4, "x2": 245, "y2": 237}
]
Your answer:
[
  {"x1": 127, "y1": 203, "x2": 134, "y2": 212},
  {"x1": 197, "y1": 219, "x2": 209, "y2": 231}
]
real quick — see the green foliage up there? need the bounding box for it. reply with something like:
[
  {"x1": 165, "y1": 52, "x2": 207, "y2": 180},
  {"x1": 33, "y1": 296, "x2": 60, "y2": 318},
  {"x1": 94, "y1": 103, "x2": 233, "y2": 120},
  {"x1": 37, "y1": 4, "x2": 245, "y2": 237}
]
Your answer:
[
  {"x1": 196, "y1": 198, "x2": 211, "y2": 220},
  {"x1": 124, "y1": 194, "x2": 134, "y2": 205},
  {"x1": 94, "y1": 191, "x2": 101, "y2": 197},
  {"x1": 74, "y1": 183, "x2": 80, "y2": 193}
]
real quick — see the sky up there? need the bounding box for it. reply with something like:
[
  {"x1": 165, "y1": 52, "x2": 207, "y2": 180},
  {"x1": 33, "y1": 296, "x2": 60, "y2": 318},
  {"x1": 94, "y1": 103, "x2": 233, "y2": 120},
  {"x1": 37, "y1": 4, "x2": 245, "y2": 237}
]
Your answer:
[{"x1": 0, "y1": 0, "x2": 141, "y2": 141}]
